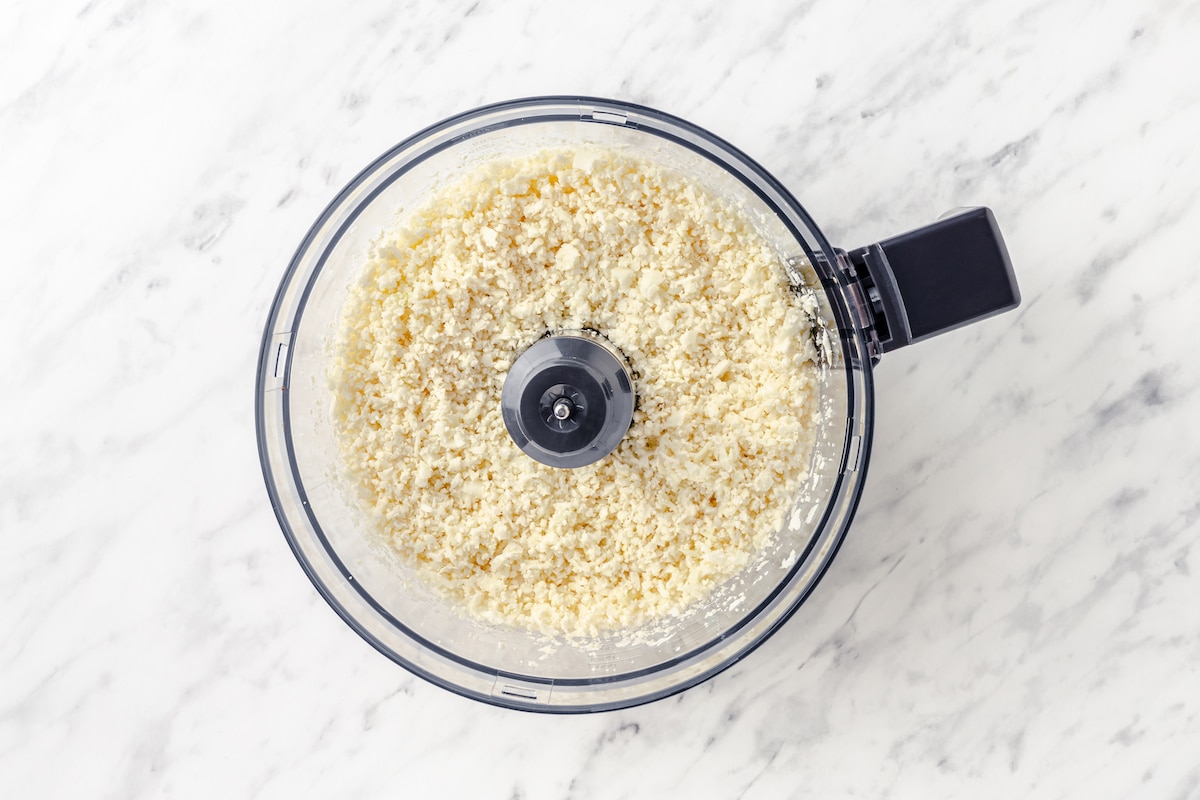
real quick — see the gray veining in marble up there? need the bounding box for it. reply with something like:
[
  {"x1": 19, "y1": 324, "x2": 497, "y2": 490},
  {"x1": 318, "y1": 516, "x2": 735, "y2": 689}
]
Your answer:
[{"x1": 3, "y1": 0, "x2": 1200, "y2": 797}]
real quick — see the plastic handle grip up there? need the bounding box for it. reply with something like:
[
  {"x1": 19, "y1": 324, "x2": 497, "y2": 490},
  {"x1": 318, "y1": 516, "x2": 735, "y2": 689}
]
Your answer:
[{"x1": 846, "y1": 207, "x2": 1020, "y2": 352}]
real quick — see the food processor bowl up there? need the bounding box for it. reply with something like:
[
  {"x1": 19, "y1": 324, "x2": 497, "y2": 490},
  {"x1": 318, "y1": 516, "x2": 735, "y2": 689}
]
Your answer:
[{"x1": 256, "y1": 97, "x2": 1017, "y2": 712}]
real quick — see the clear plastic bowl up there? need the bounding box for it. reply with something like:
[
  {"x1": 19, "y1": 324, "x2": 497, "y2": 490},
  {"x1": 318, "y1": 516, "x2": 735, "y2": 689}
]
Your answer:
[{"x1": 256, "y1": 97, "x2": 874, "y2": 712}]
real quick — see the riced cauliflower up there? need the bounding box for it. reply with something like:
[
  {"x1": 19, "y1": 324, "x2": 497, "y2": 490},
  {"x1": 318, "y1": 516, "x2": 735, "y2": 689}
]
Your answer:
[{"x1": 330, "y1": 147, "x2": 820, "y2": 637}]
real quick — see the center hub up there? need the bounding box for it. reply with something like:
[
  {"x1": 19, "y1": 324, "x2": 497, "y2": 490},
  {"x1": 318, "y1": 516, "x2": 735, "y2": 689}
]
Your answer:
[
  {"x1": 551, "y1": 396, "x2": 574, "y2": 421},
  {"x1": 501, "y1": 333, "x2": 635, "y2": 469}
]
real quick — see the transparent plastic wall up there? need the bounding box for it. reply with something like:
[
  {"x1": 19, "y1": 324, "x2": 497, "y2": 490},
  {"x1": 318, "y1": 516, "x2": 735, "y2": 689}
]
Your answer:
[{"x1": 256, "y1": 99, "x2": 874, "y2": 711}]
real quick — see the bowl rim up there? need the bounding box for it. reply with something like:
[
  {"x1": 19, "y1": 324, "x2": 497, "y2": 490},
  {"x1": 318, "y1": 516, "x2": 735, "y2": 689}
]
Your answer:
[{"x1": 255, "y1": 95, "x2": 876, "y2": 712}]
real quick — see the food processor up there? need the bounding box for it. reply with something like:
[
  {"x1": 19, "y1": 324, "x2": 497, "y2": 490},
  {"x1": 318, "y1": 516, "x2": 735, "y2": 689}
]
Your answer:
[{"x1": 255, "y1": 97, "x2": 1019, "y2": 712}]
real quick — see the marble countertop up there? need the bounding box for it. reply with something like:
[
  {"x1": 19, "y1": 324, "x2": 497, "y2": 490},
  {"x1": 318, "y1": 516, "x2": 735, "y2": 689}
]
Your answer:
[{"x1": 4, "y1": 0, "x2": 1199, "y2": 797}]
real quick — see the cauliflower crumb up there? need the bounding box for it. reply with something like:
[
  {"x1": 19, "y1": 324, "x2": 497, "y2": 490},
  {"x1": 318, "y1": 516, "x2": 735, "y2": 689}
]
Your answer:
[{"x1": 331, "y1": 147, "x2": 820, "y2": 637}]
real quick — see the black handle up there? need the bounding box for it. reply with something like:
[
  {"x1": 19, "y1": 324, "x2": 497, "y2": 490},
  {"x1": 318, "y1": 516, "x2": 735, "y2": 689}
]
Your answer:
[{"x1": 846, "y1": 207, "x2": 1020, "y2": 353}]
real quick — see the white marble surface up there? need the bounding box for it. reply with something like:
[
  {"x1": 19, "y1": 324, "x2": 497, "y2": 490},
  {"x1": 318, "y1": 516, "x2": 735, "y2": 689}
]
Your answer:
[{"x1": 3, "y1": 0, "x2": 1200, "y2": 796}]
